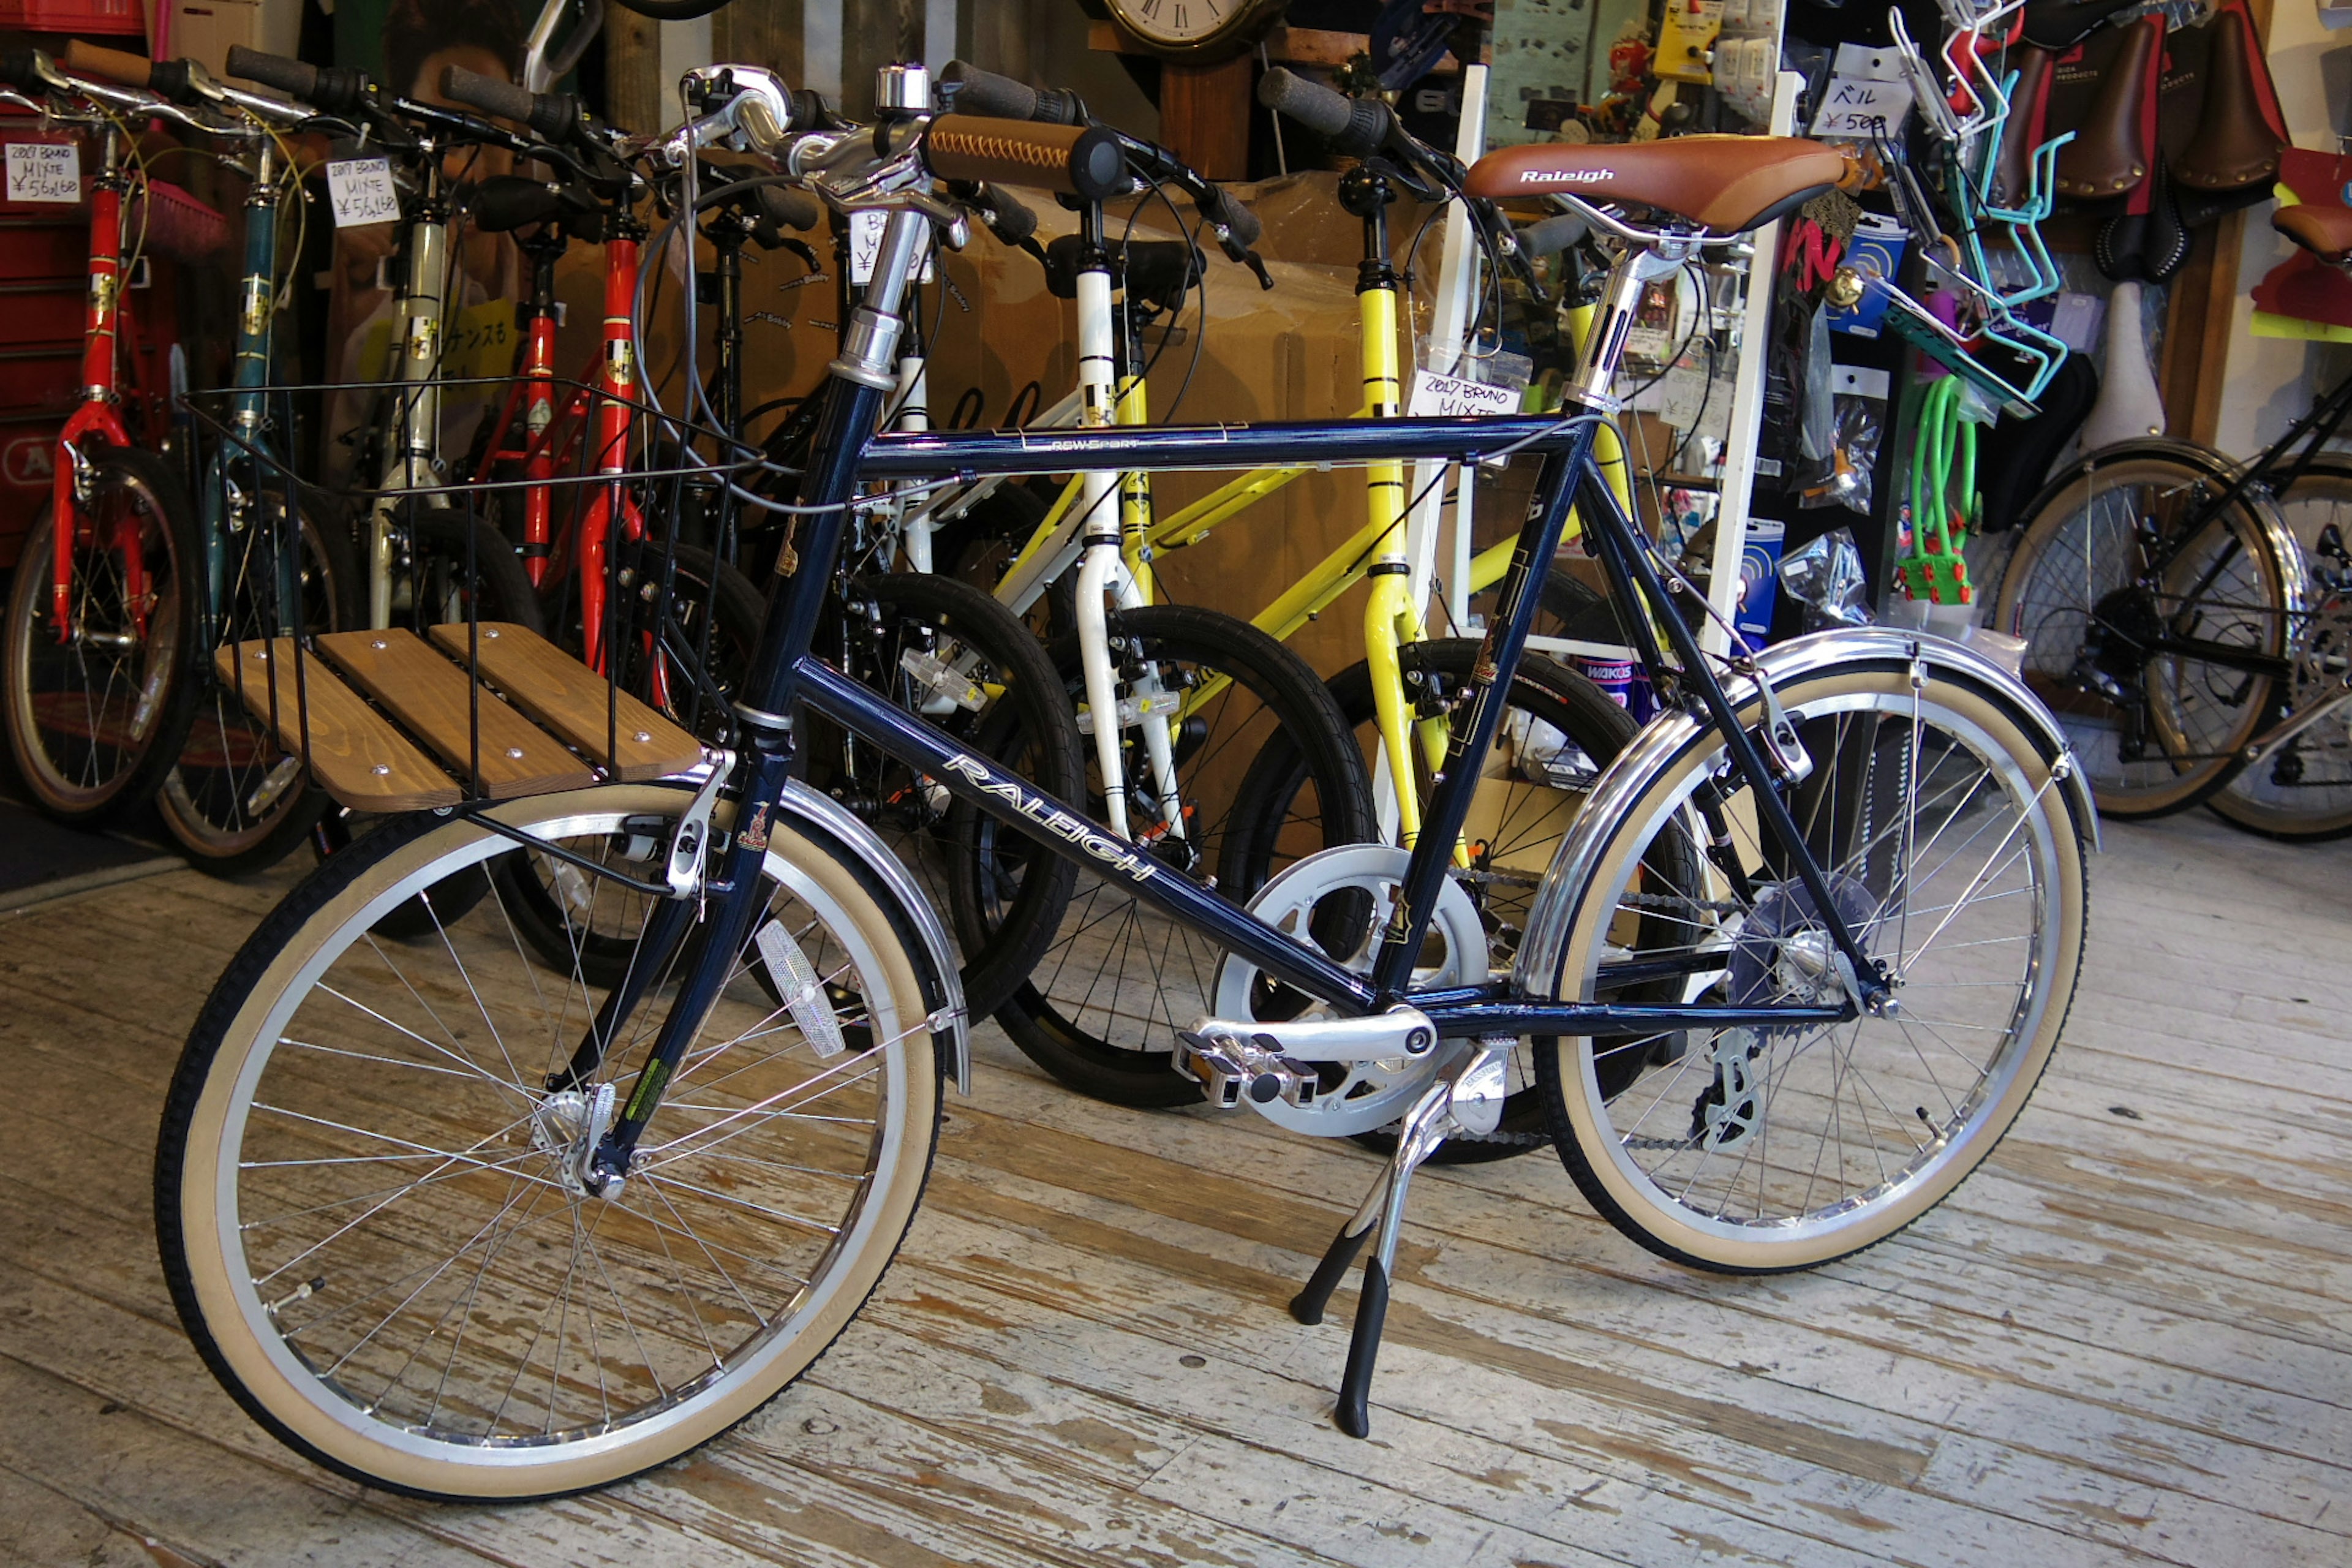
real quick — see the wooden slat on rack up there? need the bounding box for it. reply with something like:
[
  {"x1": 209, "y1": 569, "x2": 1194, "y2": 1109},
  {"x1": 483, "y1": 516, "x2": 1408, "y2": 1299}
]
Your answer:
[
  {"x1": 212, "y1": 639, "x2": 460, "y2": 812},
  {"x1": 315, "y1": 630, "x2": 595, "y2": 799},
  {"x1": 426, "y1": 622, "x2": 704, "y2": 781}
]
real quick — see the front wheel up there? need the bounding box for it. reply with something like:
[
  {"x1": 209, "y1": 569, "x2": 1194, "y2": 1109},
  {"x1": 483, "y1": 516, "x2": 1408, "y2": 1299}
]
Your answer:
[
  {"x1": 2, "y1": 446, "x2": 199, "y2": 824},
  {"x1": 160, "y1": 493, "x2": 360, "y2": 875},
  {"x1": 1533, "y1": 657, "x2": 2088, "y2": 1272},
  {"x1": 157, "y1": 785, "x2": 945, "y2": 1501}
]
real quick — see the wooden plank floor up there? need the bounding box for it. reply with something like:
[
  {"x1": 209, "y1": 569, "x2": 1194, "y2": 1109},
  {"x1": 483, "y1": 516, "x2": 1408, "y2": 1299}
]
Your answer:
[{"x1": 3, "y1": 810, "x2": 2349, "y2": 1567}]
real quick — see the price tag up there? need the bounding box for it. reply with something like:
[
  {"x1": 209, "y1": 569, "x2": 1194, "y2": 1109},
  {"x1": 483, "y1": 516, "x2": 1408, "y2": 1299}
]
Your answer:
[
  {"x1": 848, "y1": 209, "x2": 935, "y2": 285},
  {"x1": 326, "y1": 157, "x2": 401, "y2": 227},
  {"x1": 1809, "y1": 76, "x2": 1913, "y2": 140},
  {"x1": 1406, "y1": 366, "x2": 1521, "y2": 419},
  {"x1": 6, "y1": 142, "x2": 81, "y2": 205}
]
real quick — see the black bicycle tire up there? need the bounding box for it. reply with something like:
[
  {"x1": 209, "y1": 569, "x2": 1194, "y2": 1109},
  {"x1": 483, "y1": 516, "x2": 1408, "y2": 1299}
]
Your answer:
[
  {"x1": 2207, "y1": 453, "x2": 2352, "y2": 840},
  {"x1": 802, "y1": 571, "x2": 1084, "y2": 1018},
  {"x1": 162, "y1": 495, "x2": 360, "y2": 875},
  {"x1": 993, "y1": 603, "x2": 1376, "y2": 1108},
  {"x1": 1992, "y1": 447, "x2": 2287, "y2": 818},
  {"x1": 2, "y1": 445, "x2": 203, "y2": 826}
]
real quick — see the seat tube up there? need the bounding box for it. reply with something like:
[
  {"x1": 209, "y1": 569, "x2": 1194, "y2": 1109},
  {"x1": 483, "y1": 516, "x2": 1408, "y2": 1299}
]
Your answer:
[
  {"x1": 1343, "y1": 168, "x2": 1420, "y2": 847},
  {"x1": 1069, "y1": 205, "x2": 1133, "y2": 837},
  {"x1": 581, "y1": 219, "x2": 643, "y2": 665},
  {"x1": 371, "y1": 195, "x2": 451, "y2": 628}
]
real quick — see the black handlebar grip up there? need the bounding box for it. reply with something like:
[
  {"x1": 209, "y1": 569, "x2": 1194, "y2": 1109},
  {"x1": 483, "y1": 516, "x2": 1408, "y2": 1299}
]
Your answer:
[
  {"x1": 1515, "y1": 213, "x2": 1589, "y2": 260},
  {"x1": 976, "y1": 183, "x2": 1038, "y2": 246},
  {"x1": 1257, "y1": 66, "x2": 1390, "y2": 158},
  {"x1": 940, "y1": 59, "x2": 1082, "y2": 126},
  {"x1": 926, "y1": 115, "x2": 1128, "y2": 202},
  {"x1": 940, "y1": 59, "x2": 1036, "y2": 120},
  {"x1": 441, "y1": 63, "x2": 529, "y2": 122},
  {"x1": 755, "y1": 181, "x2": 823, "y2": 233},
  {"x1": 442, "y1": 63, "x2": 578, "y2": 140},
  {"x1": 470, "y1": 175, "x2": 565, "y2": 233},
  {"x1": 1194, "y1": 183, "x2": 1261, "y2": 249},
  {"x1": 225, "y1": 45, "x2": 317, "y2": 100},
  {"x1": 0, "y1": 48, "x2": 40, "y2": 93}
]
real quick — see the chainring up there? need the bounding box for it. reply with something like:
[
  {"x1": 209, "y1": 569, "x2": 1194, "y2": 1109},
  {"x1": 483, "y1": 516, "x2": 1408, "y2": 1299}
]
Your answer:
[{"x1": 1212, "y1": 843, "x2": 1488, "y2": 1137}]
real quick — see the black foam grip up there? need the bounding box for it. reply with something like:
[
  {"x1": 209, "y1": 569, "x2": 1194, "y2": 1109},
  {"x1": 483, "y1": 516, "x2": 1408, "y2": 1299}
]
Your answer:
[
  {"x1": 441, "y1": 64, "x2": 532, "y2": 123},
  {"x1": 470, "y1": 176, "x2": 565, "y2": 233},
  {"x1": 1258, "y1": 67, "x2": 1389, "y2": 157},
  {"x1": 940, "y1": 59, "x2": 1036, "y2": 121},
  {"x1": 1516, "y1": 212, "x2": 1588, "y2": 259},
  {"x1": 0, "y1": 48, "x2": 42, "y2": 93},
  {"x1": 1259, "y1": 67, "x2": 1348, "y2": 135},
  {"x1": 225, "y1": 45, "x2": 316, "y2": 100},
  {"x1": 1194, "y1": 183, "x2": 1261, "y2": 248},
  {"x1": 755, "y1": 182, "x2": 823, "y2": 233},
  {"x1": 979, "y1": 184, "x2": 1038, "y2": 246}
]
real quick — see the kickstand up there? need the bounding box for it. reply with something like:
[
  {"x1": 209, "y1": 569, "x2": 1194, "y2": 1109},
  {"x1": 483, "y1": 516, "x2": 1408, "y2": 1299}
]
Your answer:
[{"x1": 1294, "y1": 1042, "x2": 1507, "y2": 1439}]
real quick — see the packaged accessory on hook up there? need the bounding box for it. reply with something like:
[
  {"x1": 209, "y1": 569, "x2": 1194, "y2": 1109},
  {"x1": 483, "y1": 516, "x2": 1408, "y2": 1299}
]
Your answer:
[
  {"x1": 1799, "y1": 364, "x2": 1887, "y2": 514},
  {"x1": 1780, "y1": 527, "x2": 1874, "y2": 629}
]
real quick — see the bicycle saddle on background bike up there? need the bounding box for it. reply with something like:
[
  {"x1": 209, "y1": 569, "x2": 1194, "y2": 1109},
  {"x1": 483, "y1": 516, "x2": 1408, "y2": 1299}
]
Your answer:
[{"x1": 1463, "y1": 135, "x2": 1848, "y2": 235}]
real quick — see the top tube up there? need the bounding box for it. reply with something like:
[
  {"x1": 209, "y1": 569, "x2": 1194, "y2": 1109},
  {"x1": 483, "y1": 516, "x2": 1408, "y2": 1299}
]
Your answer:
[{"x1": 859, "y1": 413, "x2": 1588, "y2": 480}]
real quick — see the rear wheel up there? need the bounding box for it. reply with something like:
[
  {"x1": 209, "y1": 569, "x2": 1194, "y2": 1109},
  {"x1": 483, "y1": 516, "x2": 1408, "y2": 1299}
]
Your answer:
[
  {"x1": 2206, "y1": 456, "x2": 2352, "y2": 840},
  {"x1": 2, "y1": 446, "x2": 199, "y2": 824},
  {"x1": 1994, "y1": 450, "x2": 2288, "y2": 818},
  {"x1": 1535, "y1": 660, "x2": 2087, "y2": 1271}
]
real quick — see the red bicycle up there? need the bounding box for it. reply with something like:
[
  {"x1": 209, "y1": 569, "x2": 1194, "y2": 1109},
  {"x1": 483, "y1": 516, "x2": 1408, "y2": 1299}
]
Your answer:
[{"x1": 0, "y1": 53, "x2": 200, "y2": 824}]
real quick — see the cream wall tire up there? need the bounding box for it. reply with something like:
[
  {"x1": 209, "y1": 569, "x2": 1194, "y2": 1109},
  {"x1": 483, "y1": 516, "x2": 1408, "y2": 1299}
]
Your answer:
[
  {"x1": 1534, "y1": 665, "x2": 2087, "y2": 1273},
  {"x1": 157, "y1": 786, "x2": 943, "y2": 1499}
]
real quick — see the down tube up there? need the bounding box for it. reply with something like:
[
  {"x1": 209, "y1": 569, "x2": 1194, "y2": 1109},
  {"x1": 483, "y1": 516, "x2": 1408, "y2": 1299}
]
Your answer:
[{"x1": 791, "y1": 656, "x2": 1381, "y2": 1017}]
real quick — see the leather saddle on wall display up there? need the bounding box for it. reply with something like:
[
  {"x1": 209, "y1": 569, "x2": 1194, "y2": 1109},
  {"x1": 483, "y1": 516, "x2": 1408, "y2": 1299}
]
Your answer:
[
  {"x1": 2173, "y1": 1, "x2": 2288, "y2": 195},
  {"x1": 2048, "y1": 15, "x2": 2163, "y2": 204},
  {"x1": 2250, "y1": 148, "x2": 2352, "y2": 336}
]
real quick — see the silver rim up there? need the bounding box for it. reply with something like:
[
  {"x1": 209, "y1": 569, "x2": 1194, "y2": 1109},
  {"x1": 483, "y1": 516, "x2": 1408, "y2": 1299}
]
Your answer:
[
  {"x1": 1561, "y1": 683, "x2": 2070, "y2": 1254},
  {"x1": 189, "y1": 802, "x2": 926, "y2": 1483},
  {"x1": 2003, "y1": 459, "x2": 2280, "y2": 809},
  {"x1": 2214, "y1": 466, "x2": 2352, "y2": 832}
]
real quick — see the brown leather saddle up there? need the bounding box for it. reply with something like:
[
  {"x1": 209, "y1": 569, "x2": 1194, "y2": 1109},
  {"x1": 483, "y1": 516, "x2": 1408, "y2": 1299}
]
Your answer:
[
  {"x1": 1463, "y1": 137, "x2": 1849, "y2": 235},
  {"x1": 2274, "y1": 205, "x2": 2352, "y2": 266}
]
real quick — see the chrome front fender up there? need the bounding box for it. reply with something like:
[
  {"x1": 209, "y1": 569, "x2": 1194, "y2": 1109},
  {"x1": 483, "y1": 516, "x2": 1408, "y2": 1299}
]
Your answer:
[
  {"x1": 775, "y1": 780, "x2": 971, "y2": 1095},
  {"x1": 1510, "y1": 626, "x2": 2100, "y2": 1006}
]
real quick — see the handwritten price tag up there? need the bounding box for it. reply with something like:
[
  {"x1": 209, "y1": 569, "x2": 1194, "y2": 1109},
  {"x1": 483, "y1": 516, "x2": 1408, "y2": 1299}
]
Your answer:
[
  {"x1": 6, "y1": 142, "x2": 81, "y2": 205},
  {"x1": 326, "y1": 157, "x2": 401, "y2": 227},
  {"x1": 848, "y1": 209, "x2": 934, "y2": 285},
  {"x1": 1809, "y1": 76, "x2": 1913, "y2": 140},
  {"x1": 1407, "y1": 366, "x2": 1521, "y2": 419}
]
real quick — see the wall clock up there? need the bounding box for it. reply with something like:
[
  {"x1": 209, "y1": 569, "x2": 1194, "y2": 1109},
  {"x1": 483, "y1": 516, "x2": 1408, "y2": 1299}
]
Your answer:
[{"x1": 1101, "y1": 0, "x2": 1286, "y2": 62}]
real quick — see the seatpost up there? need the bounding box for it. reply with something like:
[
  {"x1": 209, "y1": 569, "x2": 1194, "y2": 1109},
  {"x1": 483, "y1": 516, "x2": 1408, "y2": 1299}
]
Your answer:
[
  {"x1": 1567, "y1": 241, "x2": 1684, "y2": 410},
  {"x1": 369, "y1": 157, "x2": 451, "y2": 628}
]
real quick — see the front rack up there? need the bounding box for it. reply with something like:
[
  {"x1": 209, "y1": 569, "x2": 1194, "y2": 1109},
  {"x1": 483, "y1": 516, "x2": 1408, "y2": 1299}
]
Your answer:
[{"x1": 179, "y1": 374, "x2": 764, "y2": 815}]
